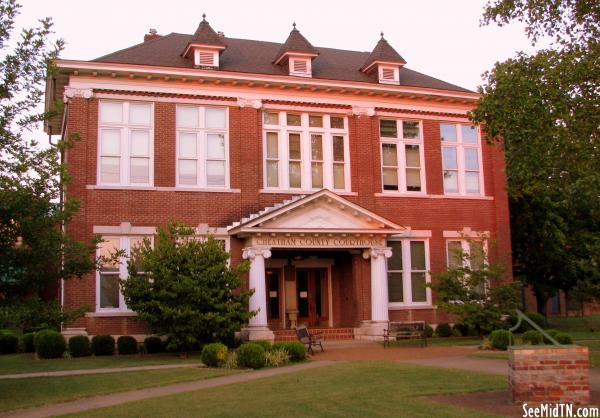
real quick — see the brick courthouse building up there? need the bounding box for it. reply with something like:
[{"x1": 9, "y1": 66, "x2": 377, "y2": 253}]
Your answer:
[{"x1": 45, "y1": 17, "x2": 512, "y2": 341}]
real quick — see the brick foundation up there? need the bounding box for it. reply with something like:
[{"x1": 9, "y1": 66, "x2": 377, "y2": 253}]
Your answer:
[{"x1": 509, "y1": 346, "x2": 590, "y2": 405}]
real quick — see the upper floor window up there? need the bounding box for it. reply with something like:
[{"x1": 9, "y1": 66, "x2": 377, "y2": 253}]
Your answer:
[
  {"x1": 289, "y1": 57, "x2": 312, "y2": 77},
  {"x1": 441, "y1": 123, "x2": 483, "y2": 195},
  {"x1": 263, "y1": 111, "x2": 349, "y2": 192},
  {"x1": 387, "y1": 240, "x2": 431, "y2": 306},
  {"x1": 379, "y1": 119, "x2": 424, "y2": 193},
  {"x1": 378, "y1": 65, "x2": 399, "y2": 85},
  {"x1": 97, "y1": 235, "x2": 149, "y2": 312},
  {"x1": 176, "y1": 105, "x2": 229, "y2": 188},
  {"x1": 98, "y1": 101, "x2": 153, "y2": 186}
]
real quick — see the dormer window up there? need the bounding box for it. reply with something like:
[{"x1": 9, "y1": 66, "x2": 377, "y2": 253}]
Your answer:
[
  {"x1": 378, "y1": 65, "x2": 399, "y2": 85},
  {"x1": 289, "y1": 57, "x2": 312, "y2": 77},
  {"x1": 194, "y1": 49, "x2": 219, "y2": 68}
]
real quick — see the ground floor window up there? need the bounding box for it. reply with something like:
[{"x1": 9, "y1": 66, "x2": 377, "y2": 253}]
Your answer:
[
  {"x1": 387, "y1": 240, "x2": 430, "y2": 306},
  {"x1": 97, "y1": 236, "x2": 148, "y2": 311}
]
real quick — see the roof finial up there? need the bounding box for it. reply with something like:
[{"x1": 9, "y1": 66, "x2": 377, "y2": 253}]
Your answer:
[
  {"x1": 380, "y1": 31, "x2": 385, "y2": 39},
  {"x1": 202, "y1": 13, "x2": 207, "y2": 22},
  {"x1": 292, "y1": 21, "x2": 297, "y2": 30}
]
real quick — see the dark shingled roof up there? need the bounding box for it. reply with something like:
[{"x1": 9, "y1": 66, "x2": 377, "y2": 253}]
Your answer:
[
  {"x1": 188, "y1": 16, "x2": 225, "y2": 48},
  {"x1": 93, "y1": 33, "x2": 472, "y2": 93},
  {"x1": 361, "y1": 36, "x2": 406, "y2": 71},
  {"x1": 273, "y1": 25, "x2": 318, "y2": 63}
]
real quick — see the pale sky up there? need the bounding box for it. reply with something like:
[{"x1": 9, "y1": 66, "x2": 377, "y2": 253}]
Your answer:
[{"x1": 18, "y1": 0, "x2": 547, "y2": 141}]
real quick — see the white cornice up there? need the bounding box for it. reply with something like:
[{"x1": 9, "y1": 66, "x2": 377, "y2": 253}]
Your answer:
[{"x1": 54, "y1": 59, "x2": 479, "y2": 101}]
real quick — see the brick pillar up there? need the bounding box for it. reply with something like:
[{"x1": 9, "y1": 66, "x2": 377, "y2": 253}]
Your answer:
[{"x1": 509, "y1": 346, "x2": 590, "y2": 405}]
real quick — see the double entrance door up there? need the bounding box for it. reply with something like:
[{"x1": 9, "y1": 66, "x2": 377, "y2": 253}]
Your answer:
[{"x1": 296, "y1": 268, "x2": 329, "y2": 327}]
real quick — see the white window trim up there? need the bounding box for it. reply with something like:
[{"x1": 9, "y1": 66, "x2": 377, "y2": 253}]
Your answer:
[
  {"x1": 193, "y1": 48, "x2": 219, "y2": 68},
  {"x1": 441, "y1": 123, "x2": 485, "y2": 196},
  {"x1": 262, "y1": 111, "x2": 351, "y2": 192},
  {"x1": 96, "y1": 235, "x2": 152, "y2": 313},
  {"x1": 175, "y1": 105, "x2": 230, "y2": 189},
  {"x1": 380, "y1": 119, "x2": 427, "y2": 195},
  {"x1": 387, "y1": 238, "x2": 432, "y2": 307},
  {"x1": 97, "y1": 100, "x2": 155, "y2": 187}
]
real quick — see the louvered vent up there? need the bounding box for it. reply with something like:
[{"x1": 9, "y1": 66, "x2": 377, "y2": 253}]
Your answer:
[
  {"x1": 381, "y1": 68, "x2": 395, "y2": 80},
  {"x1": 199, "y1": 52, "x2": 215, "y2": 66},
  {"x1": 293, "y1": 59, "x2": 308, "y2": 73}
]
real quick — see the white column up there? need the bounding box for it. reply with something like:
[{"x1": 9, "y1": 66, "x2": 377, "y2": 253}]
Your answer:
[
  {"x1": 363, "y1": 246, "x2": 393, "y2": 322},
  {"x1": 242, "y1": 246, "x2": 274, "y2": 341}
]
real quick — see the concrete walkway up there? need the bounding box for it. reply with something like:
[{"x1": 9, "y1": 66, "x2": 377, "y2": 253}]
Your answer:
[
  {"x1": 0, "y1": 360, "x2": 337, "y2": 418},
  {"x1": 0, "y1": 364, "x2": 200, "y2": 380}
]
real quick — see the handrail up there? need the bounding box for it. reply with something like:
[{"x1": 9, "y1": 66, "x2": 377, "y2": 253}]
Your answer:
[{"x1": 509, "y1": 309, "x2": 561, "y2": 346}]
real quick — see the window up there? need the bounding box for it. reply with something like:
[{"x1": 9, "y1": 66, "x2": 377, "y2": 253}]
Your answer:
[
  {"x1": 441, "y1": 123, "x2": 482, "y2": 195},
  {"x1": 193, "y1": 49, "x2": 219, "y2": 68},
  {"x1": 379, "y1": 119, "x2": 424, "y2": 193},
  {"x1": 387, "y1": 240, "x2": 430, "y2": 305},
  {"x1": 176, "y1": 105, "x2": 228, "y2": 188},
  {"x1": 446, "y1": 239, "x2": 486, "y2": 270},
  {"x1": 97, "y1": 236, "x2": 148, "y2": 311},
  {"x1": 98, "y1": 101, "x2": 153, "y2": 186},
  {"x1": 262, "y1": 111, "x2": 349, "y2": 191}
]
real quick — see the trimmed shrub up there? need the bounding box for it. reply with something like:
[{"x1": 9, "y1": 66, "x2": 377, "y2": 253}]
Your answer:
[
  {"x1": 91, "y1": 335, "x2": 115, "y2": 356},
  {"x1": 273, "y1": 341, "x2": 306, "y2": 362},
  {"x1": 117, "y1": 336, "x2": 138, "y2": 355},
  {"x1": 453, "y1": 322, "x2": 476, "y2": 337},
  {"x1": 543, "y1": 329, "x2": 559, "y2": 344},
  {"x1": 265, "y1": 348, "x2": 290, "y2": 367},
  {"x1": 251, "y1": 340, "x2": 272, "y2": 352},
  {"x1": 144, "y1": 336, "x2": 163, "y2": 354},
  {"x1": 68, "y1": 335, "x2": 91, "y2": 357},
  {"x1": 20, "y1": 332, "x2": 36, "y2": 353},
  {"x1": 435, "y1": 323, "x2": 452, "y2": 338},
  {"x1": 522, "y1": 330, "x2": 543, "y2": 345},
  {"x1": 34, "y1": 330, "x2": 66, "y2": 359},
  {"x1": 0, "y1": 330, "x2": 19, "y2": 354},
  {"x1": 236, "y1": 343, "x2": 266, "y2": 369},
  {"x1": 424, "y1": 324, "x2": 434, "y2": 338},
  {"x1": 451, "y1": 328, "x2": 462, "y2": 337},
  {"x1": 555, "y1": 332, "x2": 573, "y2": 345},
  {"x1": 489, "y1": 329, "x2": 510, "y2": 350},
  {"x1": 201, "y1": 343, "x2": 228, "y2": 367}
]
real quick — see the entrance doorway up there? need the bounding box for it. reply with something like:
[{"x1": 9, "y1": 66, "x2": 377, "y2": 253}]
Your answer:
[{"x1": 296, "y1": 268, "x2": 329, "y2": 326}]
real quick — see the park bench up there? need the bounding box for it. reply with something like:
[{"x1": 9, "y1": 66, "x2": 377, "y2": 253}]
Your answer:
[
  {"x1": 383, "y1": 321, "x2": 427, "y2": 348},
  {"x1": 296, "y1": 326, "x2": 324, "y2": 354}
]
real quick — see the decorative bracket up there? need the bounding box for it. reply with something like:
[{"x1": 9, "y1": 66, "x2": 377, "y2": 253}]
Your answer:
[
  {"x1": 237, "y1": 98, "x2": 263, "y2": 109},
  {"x1": 63, "y1": 87, "x2": 94, "y2": 102}
]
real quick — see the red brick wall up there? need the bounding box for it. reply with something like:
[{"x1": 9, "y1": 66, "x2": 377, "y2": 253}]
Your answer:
[{"x1": 63, "y1": 97, "x2": 513, "y2": 333}]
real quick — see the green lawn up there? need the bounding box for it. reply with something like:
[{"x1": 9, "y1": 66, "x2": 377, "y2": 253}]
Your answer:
[
  {"x1": 0, "y1": 367, "x2": 238, "y2": 412},
  {"x1": 548, "y1": 314, "x2": 600, "y2": 334},
  {"x1": 0, "y1": 352, "x2": 201, "y2": 375},
  {"x1": 64, "y1": 361, "x2": 506, "y2": 418}
]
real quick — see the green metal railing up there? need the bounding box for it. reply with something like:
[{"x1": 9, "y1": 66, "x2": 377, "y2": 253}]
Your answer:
[{"x1": 508, "y1": 309, "x2": 561, "y2": 346}]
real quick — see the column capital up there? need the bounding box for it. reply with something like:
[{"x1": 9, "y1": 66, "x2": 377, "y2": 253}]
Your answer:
[
  {"x1": 63, "y1": 87, "x2": 94, "y2": 102},
  {"x1": 237, "y1": 97, "x2": 263, "y2": 109},
  {"x1": 352, "y1": 105, "x2": 375, "y2": 117},
  {"x1": 362, "y1": 246, "x2": 392, "y2": 260},
  {"x1": 242, "y1": 246, "x2": 272, "y2": 260}
]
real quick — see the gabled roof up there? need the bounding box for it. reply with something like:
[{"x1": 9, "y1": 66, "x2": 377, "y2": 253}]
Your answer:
[
  {"x1": 227, "y1": 189, "x2": 404, "y2": 235},
  {"x1": 189, "y1": 15, "x2": 225, "y2": 48},
  {"x1": 361, "y1": 34, "x2": 406, "y2": 72},
  {"x1": 93, "y1": 33, "x2": 472, "y2": 92},
  {"x1": 273, "y1": 24, "x2": 319, "y2": 64}
]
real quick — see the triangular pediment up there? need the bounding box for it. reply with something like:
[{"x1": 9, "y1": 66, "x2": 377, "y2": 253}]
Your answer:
[{"x1": 228, "y1": 189, "x2": 403, "y2": 235}]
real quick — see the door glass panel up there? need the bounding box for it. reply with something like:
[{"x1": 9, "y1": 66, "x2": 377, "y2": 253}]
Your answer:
[
  {"x1": 297, "y1": 271, "x2": 308, "y2": 318},
  {"x1": 267, "y1": 270, "x2": 280, "y2": 320},
  {"x1": 315, "y1": 270, "x2": 322, "y2": 318}
]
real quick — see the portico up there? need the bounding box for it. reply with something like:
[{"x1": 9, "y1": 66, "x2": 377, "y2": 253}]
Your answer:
[{"x1": 228, "y1": 190, "x2": 405, "y2": 341}]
